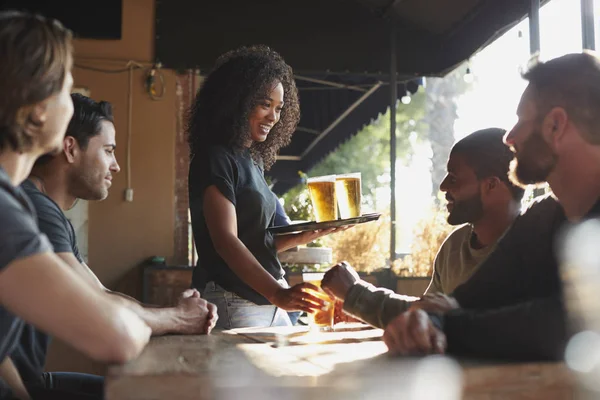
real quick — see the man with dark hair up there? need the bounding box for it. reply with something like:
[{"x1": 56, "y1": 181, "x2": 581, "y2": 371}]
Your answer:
[
  {"x1": 383, "y1": 51, "x2": 600, "y2": 360},
  {"x1": 321, "y1": 128, "x2": 524, "y2": 328},
  {"x1": 428, "y1": 128, "x2": 524, "y2": 294},
  {"x1": 12, "y1": 94, "x2": 218, "y2": 399},
  {"x1": 0, "y1": 11, "x2": 151, "y2": 400}
]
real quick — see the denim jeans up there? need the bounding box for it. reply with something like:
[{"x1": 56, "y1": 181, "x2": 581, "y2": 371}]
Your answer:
[
  {"x1": 27, "y1": 372, "x2": 104, "y2": 400},
  {"x1": 287, "y1": 311, "x2": 302, "y2": 325},
  {"x1": 202, "y1": 282, "x2": 292, "y2": 329}
]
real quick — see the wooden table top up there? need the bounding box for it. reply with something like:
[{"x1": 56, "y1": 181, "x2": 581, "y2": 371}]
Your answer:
[{"x1": 106, "y1": 323, "x2": 574, "y2": 400}]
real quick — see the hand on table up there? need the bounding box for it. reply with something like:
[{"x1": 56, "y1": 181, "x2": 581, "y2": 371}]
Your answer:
[
  {"x1": 383, "y1": 309, "x2": 447, "y2": 356},
  {"x1": 176, "y1": 289, "x2": 218, "y2": 334}
]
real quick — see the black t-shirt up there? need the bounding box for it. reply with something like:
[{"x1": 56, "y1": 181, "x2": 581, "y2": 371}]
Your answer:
[
  {"x1": 452, "y1": 194, "x2": 566, "y2": 308},
  {"x1": 440, "y1": 196, "x2": 600, "y2": 361},
  {"x1": 20, "y1": 180, "x2": 83, "y2": 261},
  {"x1": 189, "y1": 146, "x2": 283, "y2": 305},
  {"x1": 11, "y1": 180, "x2": 85, "y2": 385},
  {"x1": 0, "y1": 168, "x2": 53, "y2": 397}
]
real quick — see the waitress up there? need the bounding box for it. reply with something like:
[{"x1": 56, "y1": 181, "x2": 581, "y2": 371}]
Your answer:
[{"x1": 187, "y1": 45, "x2": 338, "y2": 329}]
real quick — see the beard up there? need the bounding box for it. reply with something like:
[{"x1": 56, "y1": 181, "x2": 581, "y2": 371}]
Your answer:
[
  {"x1": 509, "y1": 129, "x2": 557, "y2": 188},
  {"x1": 447, "y1": 191, "x2": 484, "y2": 226},
  {"x1": 69, "y1": 164, "x2": 109, "y2": 201}
]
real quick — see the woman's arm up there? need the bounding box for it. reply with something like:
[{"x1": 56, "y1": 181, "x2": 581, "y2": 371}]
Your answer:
[
  {"x1": 274, "y1": 228, "x2": 339, "y2": 253},
  {"x1": 204, "y1": 185, "x2": 325, "y2": 312},
  {"x1": 0, "y1": 252, "x2": 151, "y2": 364}
]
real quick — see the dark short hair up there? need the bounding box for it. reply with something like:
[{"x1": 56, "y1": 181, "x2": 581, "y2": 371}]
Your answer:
[
  {"x1": 523, "y1": 51, "x2": 600, "y2": 145},
  {"x1": 67, "y1": 93, "x2": 114, "y2": 149},
  {"x1": 452, "y1": 128, "x2": 525, "y2": 201},
  {"x1": 35, "y1": 94, "x2": 114, "y2": 165},
  {"x1": 187, "y1": 45, "x2": 300, "y2": 170},
  {"x1": 0, "y1": 11, "x2": 72, "y2": 151}
]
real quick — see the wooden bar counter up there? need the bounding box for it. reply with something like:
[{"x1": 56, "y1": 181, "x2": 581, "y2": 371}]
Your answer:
[{"x1": 106, "y1": 324, "x2": 574, "y2": 400}]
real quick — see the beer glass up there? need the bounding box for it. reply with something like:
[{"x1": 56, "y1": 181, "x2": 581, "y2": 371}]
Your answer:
[
  {"x1": 307, "y1": 175, "x2": 337, "y2": 222},
  {"x1": 302, "y1": 272, "x2": 334, "y2": 331},
  {"x1": 335, "y1": 172, "x2": 362, "y2": 219}
]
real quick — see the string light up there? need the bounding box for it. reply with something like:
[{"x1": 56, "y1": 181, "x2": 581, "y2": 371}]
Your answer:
[
  {"x1": 145, "y1": 62, "x2": 166, "y2": 101},
  {"x1": 401, "y1": 91, "x2": 411, "y2": 104},
  {"x1": 463, "y1": 66, "x2": 474, "y2": 83}
]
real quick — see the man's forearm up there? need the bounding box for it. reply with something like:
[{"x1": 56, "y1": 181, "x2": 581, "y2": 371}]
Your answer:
[
  {"x1": 105, "y1": 290, "x2": 182, "y2": 336},
  {"x1": 57, "y1": 255, "x2": 189, "y2": 335},
  {"x1": 343, "y1": 281, "x2": 419, "y2": 329},
  {"x1": 442, "y1": 296, "x2": 567, "y2": 361}
]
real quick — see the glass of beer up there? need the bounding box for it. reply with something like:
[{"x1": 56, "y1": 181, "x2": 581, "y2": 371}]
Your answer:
[
  {"x1": 302, "y1": 272, "x2": 334, "y2": 331},
  {"x1": 307, "y1": 175, "x2": 337, "y2": 222},
  {"x1": 335, "y1": 172, "x2": 362, "y2": 219}
]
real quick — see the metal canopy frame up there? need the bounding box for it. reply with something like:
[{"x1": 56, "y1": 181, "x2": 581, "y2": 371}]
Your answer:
[
  {"x1": 300, "y1": 83, "x2": 383, "y2": 159},
  {"x1": 275, "y1": 82, "x2": 381, "y2": 162},
  {"x1": 581, "y1": 0, "x2": 596, "y2": 50},
  {"x1": 295, "y1": 75, "x2": 368, "y2": 92},
  {"x1": 273, "y1": 25, "x2": 400, "y2": 263}
]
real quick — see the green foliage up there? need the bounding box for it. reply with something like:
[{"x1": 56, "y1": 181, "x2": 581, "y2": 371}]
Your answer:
[
  {"x1": 425, "y1": 64, "x2": 474, "y2": 200},
  {"x1": 279, "y1": 176, "x2": 323, "y2": 248},
  {"x1": 309, "y1": 87, "x2": 427, "y2": 208},
  {"x1": 281, "y1": 180, "x2": 312, "y2": 222}
]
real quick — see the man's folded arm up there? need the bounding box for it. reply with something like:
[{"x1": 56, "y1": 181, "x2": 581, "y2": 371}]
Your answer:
[{"x1": 439, "y1": 296, "x2": 568, "y2": 361}]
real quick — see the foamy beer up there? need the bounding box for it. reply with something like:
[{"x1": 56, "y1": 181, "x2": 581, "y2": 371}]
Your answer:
[
  {"x1": 336, "y1": 172, "x2": 362, "y2": 219},
  {"x1": 307, "y1": 175, "x2": 337, "y2": 222},
  {"x1": 302, "y1": 272, "x2": 334, "y2": 331}
]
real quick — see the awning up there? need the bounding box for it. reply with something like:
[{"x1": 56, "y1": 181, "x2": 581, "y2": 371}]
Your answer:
[
  {"x1": 156, "y1": 0, "x2": 543, "y2": 76},
  {"x1": 155, "y1": 0, "x2": 547, "y2": 194},
  {"x1": 268, "y1": 74, "x2": 421, "y2": 194}
]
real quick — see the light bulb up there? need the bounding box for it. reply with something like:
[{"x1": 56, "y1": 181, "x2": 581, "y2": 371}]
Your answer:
[
  {"x1": 463, "y1": 67, "x2": 474, "y2": 83},
  {"x1": 401, "y1": 91, "x2": 411, "y2": 105}
]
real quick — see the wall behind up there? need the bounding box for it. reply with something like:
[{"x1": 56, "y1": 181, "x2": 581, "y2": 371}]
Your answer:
[{"x1": 46, "y1": 0, "x2": 179, "y2": 374}]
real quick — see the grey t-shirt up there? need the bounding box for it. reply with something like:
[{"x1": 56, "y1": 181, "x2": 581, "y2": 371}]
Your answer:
[
  {"x1": 0, "y1": 167, "x2": 52, "y2": 396},
  {"x1": 21, "y1": 180, "x2": 83, "y2": 262},
  {"x1": 11, "y1": 180, "x2": 84, "y2": 385}
]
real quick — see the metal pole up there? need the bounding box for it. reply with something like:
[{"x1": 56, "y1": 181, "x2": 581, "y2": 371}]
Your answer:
[
  {"x1": 295, "y1": 75, "x2": 368, "y2": 92},
  {"x1": 529, "y1": 0, "x2": 540, "y2": 54},
  {"x1": 581, "y1": 0, "x2": 596, "y2": 50},
  {"x1": 529, "y1": 0, "x2": 548, "y2": 198},
  {"x1": 389, "y1": 23, "x2": 397, "y2": 264}
]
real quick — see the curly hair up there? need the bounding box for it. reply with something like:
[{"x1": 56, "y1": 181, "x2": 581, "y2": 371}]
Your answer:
[{"x1": 187, "y1": 45, "x2": 300, "y2": 169}]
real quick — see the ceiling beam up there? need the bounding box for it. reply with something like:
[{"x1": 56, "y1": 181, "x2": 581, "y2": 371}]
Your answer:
[
  {"x1": 276, "y1": 155, "x2": 302, "y2": 161},
  {"x1": 295, "y1": 75, "x2": 367, "y2": 92},
  {"x1": 295, "y1": 126, "x2": 320, "y2": 135}
]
